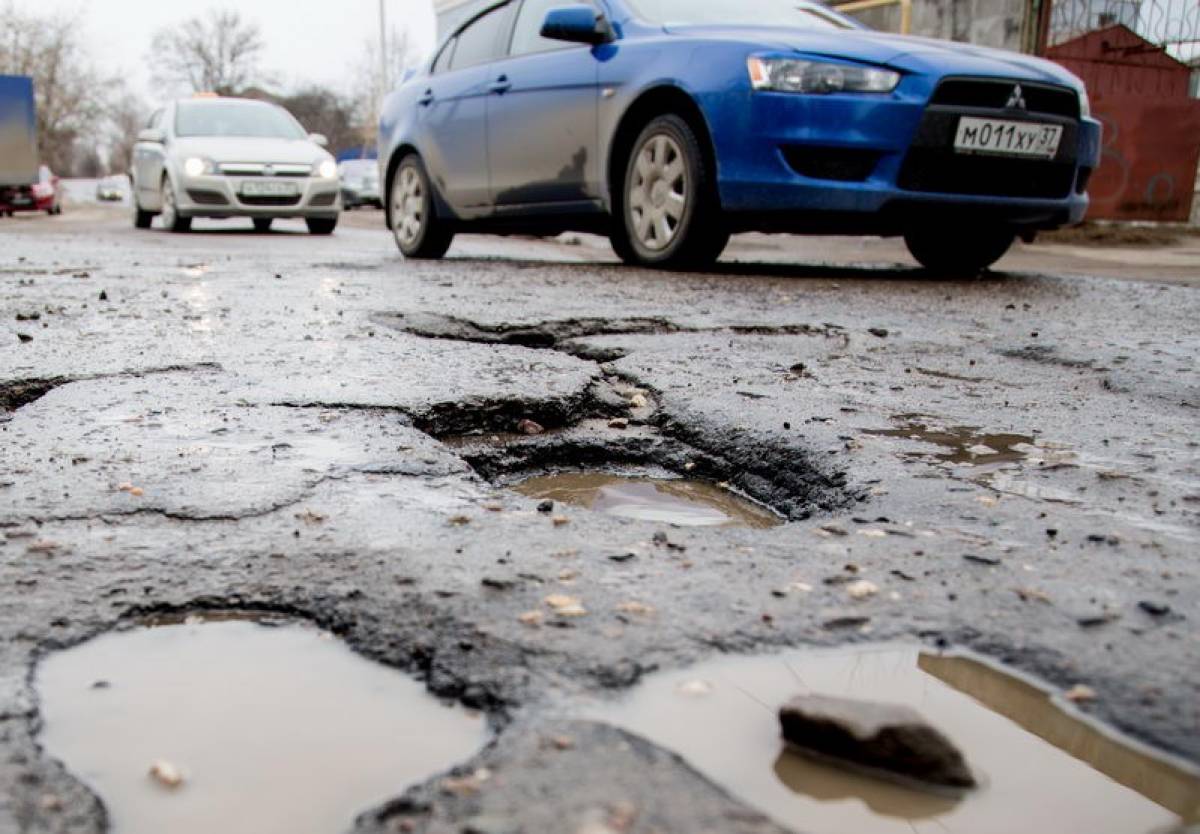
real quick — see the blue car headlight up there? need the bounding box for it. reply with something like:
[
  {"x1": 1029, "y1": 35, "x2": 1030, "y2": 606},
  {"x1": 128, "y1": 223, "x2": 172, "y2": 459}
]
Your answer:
[{"x1": 748, "y1": 57, "x2": 900, "y2": 94}]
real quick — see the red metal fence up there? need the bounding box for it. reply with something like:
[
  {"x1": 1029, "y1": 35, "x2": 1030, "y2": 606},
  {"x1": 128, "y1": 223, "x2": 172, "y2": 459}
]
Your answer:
[{"x1": 1040, "y1": 0, "x2": 1200, "y2": 221}]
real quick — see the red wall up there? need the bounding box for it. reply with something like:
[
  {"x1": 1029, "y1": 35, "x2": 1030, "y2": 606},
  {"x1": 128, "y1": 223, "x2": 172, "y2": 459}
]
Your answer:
[{"x1": 1048, "y1": 25, "x2": 1200, "y2": 221}]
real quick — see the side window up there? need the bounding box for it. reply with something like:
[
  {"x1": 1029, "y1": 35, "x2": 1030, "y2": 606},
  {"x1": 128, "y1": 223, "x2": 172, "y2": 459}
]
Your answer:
[
  {"x1": 510, "y1": 0, "x2": 596, "y2": 57},
  {"x1": 432, "y1": 38, "x2": 457, "y2": 74},
  {"x1": 449, "y1": 3, "x2": 514, "y2": 71}
]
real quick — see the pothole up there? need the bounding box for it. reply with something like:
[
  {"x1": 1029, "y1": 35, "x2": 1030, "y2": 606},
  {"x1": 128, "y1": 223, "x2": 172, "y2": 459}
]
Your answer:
[
  {"x1": 582, "y1": 645, "x2": 1199, "y2": 834},
  {"x1": 513, "y1": 472, "x2": 782, "y2": 528},
  {"x1": 440, "y1": 378, "x2": 851, "y2": 523},
  {"x1": 35, "y1": 612, "x2": 487, "y2": 834}
]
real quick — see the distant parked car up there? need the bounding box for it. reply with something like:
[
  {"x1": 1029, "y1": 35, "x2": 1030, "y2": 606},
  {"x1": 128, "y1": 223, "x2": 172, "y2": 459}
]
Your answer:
[
  {"x1": 339, "y1": 159, "x2": 383, "y2": 209},
  {"x1": 130, "y1": 96, "x2": 341, "y2": 234},
  {"x1": 0, "y1": 165, "x2": 61, "y2": 216},
  {"x1": 379, "y1": 0, "x2": 1100, "y2": 273},
  {"x1": 96, "y1": 177, "x2": 125, "y2": 202}
]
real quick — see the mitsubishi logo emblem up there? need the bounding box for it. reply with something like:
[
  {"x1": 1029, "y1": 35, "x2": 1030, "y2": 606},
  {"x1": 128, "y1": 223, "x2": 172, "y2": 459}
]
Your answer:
[{"x1": 1006, "y1": 84, "x2": 1028, "y2": 110}]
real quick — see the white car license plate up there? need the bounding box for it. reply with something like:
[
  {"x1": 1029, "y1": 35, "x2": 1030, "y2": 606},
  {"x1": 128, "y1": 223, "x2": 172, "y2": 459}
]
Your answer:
[
  {"x1": 240, "y1": 180, "x2": 299, "y2": 197},
  {"x1": 954, "y1": 117, "x2": 1063, "y2": 160}
]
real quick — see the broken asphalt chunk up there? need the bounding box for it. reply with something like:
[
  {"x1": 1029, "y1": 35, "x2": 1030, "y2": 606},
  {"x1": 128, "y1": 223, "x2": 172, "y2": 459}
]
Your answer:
[{"x1": 778, "y1": 694, "x2": 976, "y2": 789}]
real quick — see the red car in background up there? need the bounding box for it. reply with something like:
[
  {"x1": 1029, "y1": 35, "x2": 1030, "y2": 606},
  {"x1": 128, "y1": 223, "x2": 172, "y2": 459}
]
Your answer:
[{"x1": 0, "y1": 165, "x2": 62, "y2": 216}]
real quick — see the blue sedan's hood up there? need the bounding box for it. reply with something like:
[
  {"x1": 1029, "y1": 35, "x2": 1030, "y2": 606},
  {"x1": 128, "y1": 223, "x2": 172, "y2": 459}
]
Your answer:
[{"x1": 663, "y1": 25, "x2": 1084, "y2": 89}]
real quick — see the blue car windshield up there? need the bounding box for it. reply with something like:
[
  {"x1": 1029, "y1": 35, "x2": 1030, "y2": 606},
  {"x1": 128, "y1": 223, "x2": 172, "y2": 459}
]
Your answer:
[
  {"x1": 627, "y1": 0, "x2": 856, "y2": 29},
  {"x1": 175, "y1": 102, "x2": 307, "y2": 140}
]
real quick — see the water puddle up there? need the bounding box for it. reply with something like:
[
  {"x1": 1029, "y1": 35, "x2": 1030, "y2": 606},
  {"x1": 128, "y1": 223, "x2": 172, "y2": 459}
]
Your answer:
[
  {"x1": 863, "y1": 415, "x2": 1034, "y2": 468},
  {"x1": 35, "y1": 614, "x2": 487, "y2": 834},
  {"x1": 582, "y1": 645, "x2": 1198, "y2": 834},
  {"x1": 513, "y1": 473, "x2": 782, "y2": 528}
]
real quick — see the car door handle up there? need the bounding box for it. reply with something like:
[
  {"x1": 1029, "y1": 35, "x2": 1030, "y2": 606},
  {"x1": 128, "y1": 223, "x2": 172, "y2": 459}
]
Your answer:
[
  {"x1": 418, "y1": 89, "x2": 434, "y2": 106},
  {"x1": 488, "y1": 76, "x2": 511, "y2": 95}
]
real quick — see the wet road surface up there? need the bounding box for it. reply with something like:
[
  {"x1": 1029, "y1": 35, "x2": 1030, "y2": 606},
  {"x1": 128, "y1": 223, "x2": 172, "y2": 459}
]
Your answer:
[{"x1": 2, "y1": 206, "x2": 1198, "y2": 833}]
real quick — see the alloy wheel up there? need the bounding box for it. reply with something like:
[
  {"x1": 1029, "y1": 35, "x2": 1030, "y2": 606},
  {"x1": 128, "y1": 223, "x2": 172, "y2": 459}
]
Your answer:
[
  {"x1": 628, "y1": 134, "x2": 688, "y2": 252},
  {"x1": 393, "y1": 165, "x2": 424, "y2": 248}
]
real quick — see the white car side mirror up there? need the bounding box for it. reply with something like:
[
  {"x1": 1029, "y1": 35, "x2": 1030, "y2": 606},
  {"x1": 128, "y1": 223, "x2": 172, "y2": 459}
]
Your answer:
[
  {"x1": 138, "y1": 128, "x2": 166, "y2": 144},
  {"x1": 309, "y1": 133, "x2": 329, "y2": 148}
]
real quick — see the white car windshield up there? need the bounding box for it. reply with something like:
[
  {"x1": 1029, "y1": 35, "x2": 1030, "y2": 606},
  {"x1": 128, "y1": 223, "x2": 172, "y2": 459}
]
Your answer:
[
  {"x1": 175, "y1": 102, "x2": 307, "y2": 140},
  {"x1": 628, "y1": 0, "x2": 857, "y2": 29}
]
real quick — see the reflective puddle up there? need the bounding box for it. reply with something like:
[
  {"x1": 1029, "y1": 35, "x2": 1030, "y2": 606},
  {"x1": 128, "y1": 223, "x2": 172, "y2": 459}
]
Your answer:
[
  {"x1": 35, "y1": 614, "x2": 487, "y2": 834},
  {"x1": 513, "y1": 473, "x2": 782, "y2": 528},
  {"x1": 582, "y1": 645, "x2": 1198, "y2": 834},
  {"x1": 863, "y1": 415, "x2": 1035, "y2": 468}
]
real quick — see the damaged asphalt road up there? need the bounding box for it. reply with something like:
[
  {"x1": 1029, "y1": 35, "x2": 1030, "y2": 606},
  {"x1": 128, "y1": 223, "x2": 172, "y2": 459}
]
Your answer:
[{"x1": 1, "y1": 213, "x2": 1198, "y2": 833}]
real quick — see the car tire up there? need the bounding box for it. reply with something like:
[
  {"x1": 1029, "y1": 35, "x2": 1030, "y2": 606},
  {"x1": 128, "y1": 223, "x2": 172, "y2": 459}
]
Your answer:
[
  {"x1": 390, "y1": 153, "x2": 453, "y2": 259},
  {"x1": 306, "y1": 217, "x2": 338, "y2": 235},
  {"x1": 253, "y1": 218, "x2": 273, "y2": 233},
  {"x1": 904, "y1": 227, "x2": 1015, "y2": 276},
  {"x1": 133, "y1": 190, "x2": 154, "y2": 229},
  {"x1": 611, "y1": 114, "x2": 726, "y2": 269},
  {"x1": 159, "y1": 178, "x2": 191, "y2": 233}
]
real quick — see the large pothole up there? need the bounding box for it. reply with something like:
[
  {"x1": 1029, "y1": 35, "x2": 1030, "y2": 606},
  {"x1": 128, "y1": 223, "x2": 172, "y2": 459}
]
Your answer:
[
  {"x1": 34, "y1": 612, "x2": 487, "y2": 834},
  {"x1": 439, "y1": 377, "x2": 848, "y2": 523},
  {"x1": 582, "y1": 645, "x2": 1200, "y2": 834}
]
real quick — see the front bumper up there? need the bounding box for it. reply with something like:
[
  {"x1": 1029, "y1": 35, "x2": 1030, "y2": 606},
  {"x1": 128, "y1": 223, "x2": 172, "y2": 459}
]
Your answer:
[
  {"x1": 173, "y1": 173, "x2": 341, "y2": 218},
  {"x1": 706, "y1": 75, "x2": 1102, "y2": 233}
]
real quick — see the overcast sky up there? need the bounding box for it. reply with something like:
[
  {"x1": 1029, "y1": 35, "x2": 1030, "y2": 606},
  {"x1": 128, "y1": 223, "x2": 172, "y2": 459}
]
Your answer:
[{"x1": 9, "y1": 0, "x2": 439, "y2": 101}]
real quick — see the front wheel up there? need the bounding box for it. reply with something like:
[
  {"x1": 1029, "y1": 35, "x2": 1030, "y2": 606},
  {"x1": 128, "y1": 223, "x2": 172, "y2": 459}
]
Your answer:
[
  {"x1": 390, "y1": 154, "x2": 453, "y2": 259},
  {"x1": 904, "y1": 227, "x2": 1015, "y2": 276},
  {"x1": 306, "y1": 217, "x2": 338, "y2": 235},
  {"x1": 159, "y1": 178, "x2": 191, "y2": 233},
  {"x1": 610, "y1": 114, "x2": 726, "y2": 269}
]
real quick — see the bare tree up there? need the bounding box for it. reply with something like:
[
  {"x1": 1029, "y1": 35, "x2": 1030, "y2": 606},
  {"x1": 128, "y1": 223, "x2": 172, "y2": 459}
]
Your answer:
[
  {"x1": 277, "y1": 87, "x2": 362, "y2": 155},
  {"x1": 105, "y1": 92, "x2": 148, "y2": 175},
  {"x1": 0, "y1": 1, "x2": 109, "y2": 174},
  {"x1": 353, "y1": 25, "x2": 413, "y2": 151},
  {"x1": 149, "y1": 9, "x2": 266, "y2": 96}
]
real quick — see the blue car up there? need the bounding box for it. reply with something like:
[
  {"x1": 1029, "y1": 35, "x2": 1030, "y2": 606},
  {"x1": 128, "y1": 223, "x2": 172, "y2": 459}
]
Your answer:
[{"x1": 379, "y1": 0, "x2": 1101, "y2": 272}]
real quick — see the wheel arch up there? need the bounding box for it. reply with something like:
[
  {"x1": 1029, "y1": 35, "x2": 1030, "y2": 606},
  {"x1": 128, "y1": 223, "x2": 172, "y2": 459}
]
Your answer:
[{"x1": 605, "y1": 85, "x2": 720, "y2": 217}]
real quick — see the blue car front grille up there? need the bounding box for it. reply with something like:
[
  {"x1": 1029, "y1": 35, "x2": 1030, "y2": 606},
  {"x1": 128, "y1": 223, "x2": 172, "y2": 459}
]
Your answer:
[
  {"x1": 932, "y1": 78, "x2": 1080, "y2": 120},
  {"x1": 898, "y1": 149, "x2": 1077, "y2": 199},
  {"x1": 898, "y1": 105, "x2": 1080, "y2": 200}
]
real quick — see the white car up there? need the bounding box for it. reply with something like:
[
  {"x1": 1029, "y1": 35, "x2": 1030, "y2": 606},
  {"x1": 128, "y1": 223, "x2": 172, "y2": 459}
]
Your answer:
[{"x1": 130, "y1": 96, "x2": 341, "y2": 234}]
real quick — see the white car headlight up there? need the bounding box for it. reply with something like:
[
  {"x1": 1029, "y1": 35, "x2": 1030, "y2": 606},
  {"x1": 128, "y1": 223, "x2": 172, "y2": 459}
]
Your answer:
[
  {"x1": 316, "y1": 159, "x2": 338, "y2": 179},
  {"x1": 183, "y1": 157, "x2": 215, "y2": 177},
  {"x1": 748, "y1": 57, "x2": 900, "y2": 94}
]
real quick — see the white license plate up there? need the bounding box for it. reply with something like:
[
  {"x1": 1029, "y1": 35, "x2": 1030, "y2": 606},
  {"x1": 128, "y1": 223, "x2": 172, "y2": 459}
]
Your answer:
[
  {"x1": 954, "y1": 117, "x2": 1063, "y2": 160},
  {"x1": 240, "y1": 180, "x2": 299, "y2": 197}
]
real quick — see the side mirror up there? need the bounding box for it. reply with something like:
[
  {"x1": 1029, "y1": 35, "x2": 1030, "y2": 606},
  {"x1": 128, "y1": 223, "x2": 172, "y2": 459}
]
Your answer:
[
  {"x1": 541, "y1": 5, "x2": 615, "y2": 45},
  {"x1": 137, "y1": 128, "x2": 165, "y2": 144},
  {"x1": 309, "y1": 133, "x2": 329, "y2": 148}
]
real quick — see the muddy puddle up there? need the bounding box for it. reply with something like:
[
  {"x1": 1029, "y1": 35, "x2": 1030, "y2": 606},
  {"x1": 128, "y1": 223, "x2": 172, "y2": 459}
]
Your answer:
[
  {"x1": 583, "y1": 645, "x2": 1198, "y2": 834},
  {"x1": 35, "y1": 614, "x2": 487, "y2": 834},
  {"x1": 863, "y1": 415, "x2": 1035, "y2": 468},
  {"x1": 513, "y1": 473, "x2": 782, "y2": 528}
]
